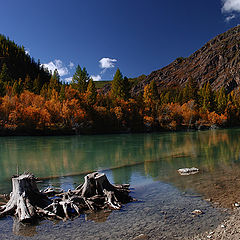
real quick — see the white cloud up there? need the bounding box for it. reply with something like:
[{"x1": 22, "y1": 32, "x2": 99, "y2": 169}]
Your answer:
[
  {"x1": 222, "y1": 0, "x2": 240, "y2": 13},
  {"x1": 42, "y1": 59, "x2": 69, "y2": 77},
  {"x1": 225, "y1": 14, "x2": 236, "y2": 21},
  {"x1": 69, "y1": 61, "x2": 74, "y2": 69},
  {"x1": 64, "y1": 77, "x2": 73, "y2": 83},
  {"x1": 91, "y1": 75, "x2": 102, "y2": 81},
  {"x1": 99, "y1": 57, "x2": 117, "y2": 69},
  {"x1": 90, "y1": 57, "x2": 117, "y2": 81}
]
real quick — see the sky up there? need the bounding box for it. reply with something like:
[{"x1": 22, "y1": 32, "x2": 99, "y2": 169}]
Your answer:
[{"x1": 0, "y1": 0, "x2": 240, "y2": 82}]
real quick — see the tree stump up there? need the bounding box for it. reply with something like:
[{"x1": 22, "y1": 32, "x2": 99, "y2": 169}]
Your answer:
[
  {"x1": 0, "y1": 172, "x2": 133, "y2": 222},
  {"x1": 0, "y1": 173, "x2": 51, "y2": 222},
  {"x1": 77, "y1": 172, "x2": 132, "y2": 210}
]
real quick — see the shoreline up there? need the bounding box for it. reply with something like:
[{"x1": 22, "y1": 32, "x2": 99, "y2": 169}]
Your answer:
[
  {"x1": 0, "y1": 180, "x2": 230, "y2": 240},
  {"x1": 0, "y1": 124, "x2": 235, "y2": 137},
  {"x1": 190, "y1": 208, "x2": 240, "y2": 239}
]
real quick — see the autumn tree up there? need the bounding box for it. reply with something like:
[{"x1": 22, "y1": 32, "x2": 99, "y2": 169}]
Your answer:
[
  {"x1": 48, "y1": 69, "x2": 61, "y2": 93},
  {"x1": 40, "y1": 83, "x2": 48, "y2": 99},
  {"x1": 216, "y1": 87, "x2": 227, "y2": 114},
  {"x1": 182, "y1": 77, "x2": 198, "y2": 103},
  {"x1": 12, "y1": 79, "x2": 23, "y2": 96},
  {"x1": 143, "y1": 80, "x2": 159, "y2": 109},
  {"x1": 59, "y1": 84, "x2": 66, "y2": 102},
  {"x1": 85, "y1": 78, "x2": 97, "y2": 105},
  {"x1": 198, "y1": 82, "x2": 214, "y2": 111}
]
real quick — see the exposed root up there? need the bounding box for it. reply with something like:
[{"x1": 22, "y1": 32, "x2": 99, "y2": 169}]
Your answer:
[{"x1": 0, "y1": 172, "x2": 133, "y2": 222}]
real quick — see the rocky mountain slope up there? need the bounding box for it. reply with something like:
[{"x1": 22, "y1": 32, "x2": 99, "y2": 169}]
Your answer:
[{"x1": 131, "y1": 25, "x2": 240, "y2": 95}]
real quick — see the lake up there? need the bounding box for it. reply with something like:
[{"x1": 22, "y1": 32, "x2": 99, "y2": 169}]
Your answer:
[{"x1": 1, "y1": 129, "x2": 240, "y2": 239}]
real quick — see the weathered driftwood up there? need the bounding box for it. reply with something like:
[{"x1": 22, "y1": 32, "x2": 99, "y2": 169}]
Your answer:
[
  {"x1": 0, "y1": 172, "x2": 133, "y2": 222},
  {"x1": 0, "y1": 174, "x2": 51, "y2": 222}
]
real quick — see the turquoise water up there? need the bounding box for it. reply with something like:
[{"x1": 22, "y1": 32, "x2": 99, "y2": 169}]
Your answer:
[
  {"x1": 0, "y1": 129, "x2": 240, "y2": 193},
  {"x1": 1, "y1": 129, "x2": 240, "y2": 238}
]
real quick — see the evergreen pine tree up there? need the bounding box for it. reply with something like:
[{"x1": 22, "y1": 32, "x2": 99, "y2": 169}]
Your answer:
[
  {"x1": 111, "y1": 68, "x2": 129, "y2": 100},
  {"x1": 0, "y1": 79, "x2": 5, "y2": 97},
  {"x1": 71, "y1": 65, "x2": 89, "y2": 93},
  {"x1": 12, "y1": 78, "x2": 23, "y2": 96},
  {"x1": 182, "y1": 77, "x2": 198, "y2": 103},
  {"x1": 122, "y1": 77, "x2": 130, "y2": 100},
  {"x1": 24, "y1": 74, "x2": 32, "y2": 91},
  {"x1": 0, "y1": 63, "x2": 11, "y2": 83},
  {"x1": 33, "y1": 75, "x2": 41, "y2": 94}
]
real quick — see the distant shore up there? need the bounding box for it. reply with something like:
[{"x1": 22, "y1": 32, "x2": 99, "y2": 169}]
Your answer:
[{"x1": 0, "y1": 123, "x2": 227, "y2": 137}]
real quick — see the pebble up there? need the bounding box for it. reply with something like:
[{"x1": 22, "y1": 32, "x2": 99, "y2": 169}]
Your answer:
[
  {"x1": 192, "y1": 209, "x2": 203, "y2": 215},
  {"x1": 206, "y1": 231, "x2": 214, "y2": 239},
  {"x1": 221, "y1": 224, "x2": 226, "y2": 228},
  {"x1": 133, "y1": 234, "x2": 148, "y2": 240}
]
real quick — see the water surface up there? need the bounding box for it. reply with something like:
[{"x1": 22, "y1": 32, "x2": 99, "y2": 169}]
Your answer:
[{"x1": 1, "y1": 129, "x2": 240, "y2": 239}]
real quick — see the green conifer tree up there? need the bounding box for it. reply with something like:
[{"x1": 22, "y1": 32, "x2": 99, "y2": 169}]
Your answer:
[
  {"x1": 182, "y1": 77, "x2": 198, "y2": 104},
  {"x1": 0, "y1": 63, "x2": 11, "y2": 83},
  {"x1": 33, "y1": 75, "x2": 41, "y2": 94},
  {"x1": 0, "y1": 79, "x2": 5, "y2": 97},
  {"x1": 122, "y1": 76, "x2": 130, "y2": 100},
  {"x1": 71, "y1": 65, "x2": 89, "y2": 93},
  {"x1": 24, "y1": 74, "x2": 32, "y2": 91},
  {"x1": 111, "y1": 68, "x2": 129, "y2": 100},
  {"x1": 12, "y1": 78, "x2": 22, "y2": 96}
]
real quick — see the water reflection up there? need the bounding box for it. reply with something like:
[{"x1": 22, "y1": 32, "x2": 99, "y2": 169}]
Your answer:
[
  {"x1": 13, "y1": 218, "x2": 38, "y2": 237},
  {"x1": 1, "y1": 129, "x2": 240, "y2": 207}
]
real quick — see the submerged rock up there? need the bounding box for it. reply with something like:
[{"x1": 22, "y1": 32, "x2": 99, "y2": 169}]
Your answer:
[{"x1": 178, "y1": 167, "x2": 199, "y2": 176}]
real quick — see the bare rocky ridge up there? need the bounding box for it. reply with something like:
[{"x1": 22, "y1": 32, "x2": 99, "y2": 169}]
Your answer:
[{"x1": 131, "y1": 25, "x2": 240, "y2": 95}]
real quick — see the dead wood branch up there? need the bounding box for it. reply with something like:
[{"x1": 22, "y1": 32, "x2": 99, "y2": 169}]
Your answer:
[{"x1": 0, "y1": 172, "x2": 133, "y2": 222}]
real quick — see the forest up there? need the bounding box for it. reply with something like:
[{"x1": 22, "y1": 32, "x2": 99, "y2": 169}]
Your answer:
[{"x1": 0, "y1": 34, "x2": 239, "y2": 136}]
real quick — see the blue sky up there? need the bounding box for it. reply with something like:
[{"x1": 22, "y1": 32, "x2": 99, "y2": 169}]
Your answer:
[{"x1": 0, "y1": 0, "x2": 240, "y2": 82}]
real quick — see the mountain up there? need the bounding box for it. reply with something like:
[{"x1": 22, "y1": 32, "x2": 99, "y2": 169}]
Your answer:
[
  {"x1": 131, "y1": 25, "x2": 240, "y2": 96},
  {"x1": 0, "y1": 34, "x2": 50, "y2": 86}
]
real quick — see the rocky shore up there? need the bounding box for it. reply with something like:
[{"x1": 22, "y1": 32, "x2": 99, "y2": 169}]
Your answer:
[{"x1": 191, "y1": 209, "x2": 240, "y2": 240}]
